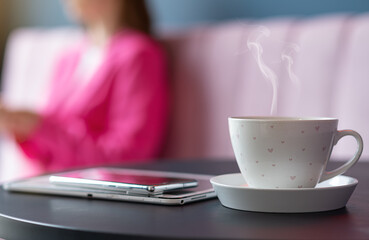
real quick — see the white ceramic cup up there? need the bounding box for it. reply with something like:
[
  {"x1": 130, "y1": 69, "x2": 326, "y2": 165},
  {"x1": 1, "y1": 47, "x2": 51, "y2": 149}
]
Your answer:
[{"x1": 228, "y1": 117, "x2": 363, "y2": 189}]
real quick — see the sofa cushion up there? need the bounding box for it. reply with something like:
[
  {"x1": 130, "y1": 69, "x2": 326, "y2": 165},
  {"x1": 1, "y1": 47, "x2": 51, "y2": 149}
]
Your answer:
[{"x1": 162, "y1": 14, "x2": 369, "y2": 160}]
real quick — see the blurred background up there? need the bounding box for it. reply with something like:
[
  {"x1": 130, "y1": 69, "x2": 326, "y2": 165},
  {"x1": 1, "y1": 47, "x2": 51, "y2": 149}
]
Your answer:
[
  {"x1": 0, "y1": 0, "x2": 369, "y2": 168},
  {"x1": 1, "y1": 0, "x2": 369, "y2": 80}
]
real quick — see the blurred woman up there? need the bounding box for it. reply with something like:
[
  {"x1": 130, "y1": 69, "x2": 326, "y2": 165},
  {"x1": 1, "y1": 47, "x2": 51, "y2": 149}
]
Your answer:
[{"x1": 0, "y1": 0, "x2": 169, "y2": 172}]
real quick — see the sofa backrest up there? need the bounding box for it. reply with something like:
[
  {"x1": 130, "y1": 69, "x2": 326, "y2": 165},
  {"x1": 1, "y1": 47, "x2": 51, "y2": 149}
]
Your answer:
[
  {"x1": 161, "y1": 14, "x2": 369, "y2": 160},
  {"x1": 1, "y1": 28, "x2": 82, "y2": 110},
  {"x1": 1, "y1": 14, "x2": 368, "y2": 178}
]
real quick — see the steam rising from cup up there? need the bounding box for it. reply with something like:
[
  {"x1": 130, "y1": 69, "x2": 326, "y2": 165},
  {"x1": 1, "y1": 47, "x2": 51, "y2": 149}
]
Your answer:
[
  {"x1": 282, "y1": 44, "x2": 301, "y2": 96},
  {"x1": 247, "y1": 26, "x2": 278, "y2": 115}
]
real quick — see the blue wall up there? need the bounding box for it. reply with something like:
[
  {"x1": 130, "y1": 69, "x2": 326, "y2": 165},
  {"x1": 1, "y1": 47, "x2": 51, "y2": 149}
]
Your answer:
[
  {"x1": 8, "y1": 0, "x2": 369, "y2": 30},
  {"x1": 148, "y1": 0, "x2": 369, "y2": 30}
]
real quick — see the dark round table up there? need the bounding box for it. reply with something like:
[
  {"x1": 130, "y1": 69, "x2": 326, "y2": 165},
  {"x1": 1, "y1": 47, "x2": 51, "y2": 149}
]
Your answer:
[{"x1": 0, "y1": 160, "x2": 368, "y2": 240}]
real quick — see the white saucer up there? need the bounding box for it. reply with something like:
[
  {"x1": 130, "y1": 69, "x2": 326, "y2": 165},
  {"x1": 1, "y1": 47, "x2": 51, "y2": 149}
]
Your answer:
[{"x1": 210, "y1": 173, "x2": 358, "y2": 213}]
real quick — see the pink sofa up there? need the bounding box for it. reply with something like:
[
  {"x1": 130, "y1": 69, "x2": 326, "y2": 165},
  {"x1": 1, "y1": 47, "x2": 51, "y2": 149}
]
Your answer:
[
  {"x1": 161, "y1": 14, "x2": 369, "y2": 160},
  {"x1": 1, "y1": 14, "x2": 368, "y2": 181}
]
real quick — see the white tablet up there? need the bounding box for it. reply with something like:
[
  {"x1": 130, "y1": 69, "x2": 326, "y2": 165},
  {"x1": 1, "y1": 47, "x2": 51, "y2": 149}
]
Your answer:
[
  {"x1": 49, "y1": 167, "x2": 199, "y2": 195},
  {"x1": 3, "y1": 167, "x2": 216, "y2": 205}
]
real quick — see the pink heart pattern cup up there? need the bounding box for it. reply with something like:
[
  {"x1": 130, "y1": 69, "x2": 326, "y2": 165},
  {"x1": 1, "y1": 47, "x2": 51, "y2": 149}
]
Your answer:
[{"x1": 229, "y1": 117, "x2": 363, "y2": 189}]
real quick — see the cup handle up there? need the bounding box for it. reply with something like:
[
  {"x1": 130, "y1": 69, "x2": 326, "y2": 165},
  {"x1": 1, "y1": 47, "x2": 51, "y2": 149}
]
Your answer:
[{"x1": 319, "y1": 130, "x2": 363, "y2": 183}]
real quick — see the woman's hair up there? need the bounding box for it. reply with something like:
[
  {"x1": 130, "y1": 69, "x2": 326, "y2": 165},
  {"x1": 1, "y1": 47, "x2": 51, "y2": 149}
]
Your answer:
[{"x1": 121, "y1": 0, "x2": 151, "y2": 35}]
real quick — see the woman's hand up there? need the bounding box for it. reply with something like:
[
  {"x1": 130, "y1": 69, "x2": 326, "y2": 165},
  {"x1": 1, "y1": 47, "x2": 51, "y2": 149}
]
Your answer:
[{"x1": 0, "y1": 107, "x2": 41, "y2": 142}]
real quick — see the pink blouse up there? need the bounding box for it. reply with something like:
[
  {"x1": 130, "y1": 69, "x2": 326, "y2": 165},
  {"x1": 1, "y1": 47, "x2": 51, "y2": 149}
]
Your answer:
[{"x1": 17, "y1": 30, "x2": 169, "y2": 172}]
